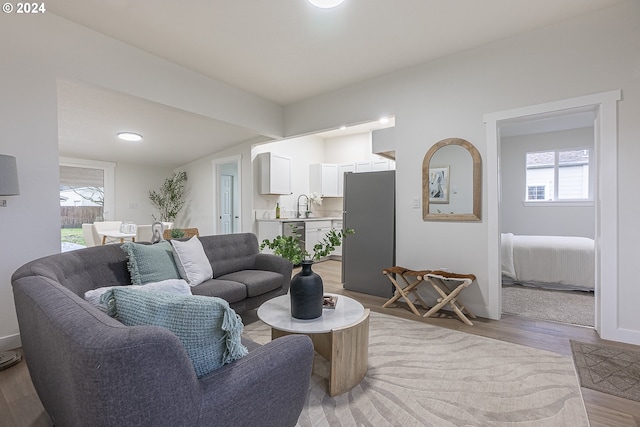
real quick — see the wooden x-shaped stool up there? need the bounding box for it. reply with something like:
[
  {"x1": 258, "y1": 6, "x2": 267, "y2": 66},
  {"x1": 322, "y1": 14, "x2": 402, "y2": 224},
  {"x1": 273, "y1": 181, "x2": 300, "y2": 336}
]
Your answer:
[
  {"x1": 381, "y1": 267, "x2": 431, "y2": 316},
  {"x1": 420, "y1": 271, "x2": 477, "y2": 325}
]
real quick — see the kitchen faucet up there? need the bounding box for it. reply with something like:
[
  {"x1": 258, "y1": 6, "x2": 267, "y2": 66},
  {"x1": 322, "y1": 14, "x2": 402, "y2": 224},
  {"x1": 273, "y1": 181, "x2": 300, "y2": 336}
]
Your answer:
[{"x1": 296, "y1": 194, "x2": 309, "y2": 218}]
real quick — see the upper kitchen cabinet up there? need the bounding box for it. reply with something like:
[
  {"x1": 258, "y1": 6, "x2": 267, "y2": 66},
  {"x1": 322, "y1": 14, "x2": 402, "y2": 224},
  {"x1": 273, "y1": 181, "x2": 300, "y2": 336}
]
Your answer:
[
  {"x1": 337, "y1": 163, "x2": 355, "y2": 197},
  {"x1": 258, "y1": 152, "x2": 292, "y2": 195},
  {"x1": 309, "y1": 163, "x2": 339, "y2": 197}
]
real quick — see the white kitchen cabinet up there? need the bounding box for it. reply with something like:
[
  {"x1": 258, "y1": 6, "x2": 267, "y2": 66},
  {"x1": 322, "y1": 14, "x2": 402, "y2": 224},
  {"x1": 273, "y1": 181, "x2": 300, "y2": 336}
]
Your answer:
[
  {"x1": 331, "y1": 220, "x2": 344, "y2": 257},
  {"x1": 256, "y1": 221, "x2": 283, "y2": 254},
  {"x1": 355, "y1": 161, "x2": 372, "y2": 172},
  {"x1": 354, "y1": 159, "x2": 393, "y2": 173},
  {"x1": 258, "y1": 152, "x2": 292, "y2": 195},
  {"x1": 337, "y1": 163, "x2": 355, "y2": 197},
  {"x1": 372, "y1": 159, "x2": 390, "y2": 171},
  {"x1": 305, "y1": 220, "x2": 333, "y2": 257},
  {"x1": 309, "y1": 164, "x2": 339, "y2": 197}
]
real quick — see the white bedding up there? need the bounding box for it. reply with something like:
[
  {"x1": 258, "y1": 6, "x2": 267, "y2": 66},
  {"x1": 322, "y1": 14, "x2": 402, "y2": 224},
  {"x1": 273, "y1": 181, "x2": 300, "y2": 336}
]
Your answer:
[{"x1": 501, "y1": 233, "x2": 595, "y2": 291}]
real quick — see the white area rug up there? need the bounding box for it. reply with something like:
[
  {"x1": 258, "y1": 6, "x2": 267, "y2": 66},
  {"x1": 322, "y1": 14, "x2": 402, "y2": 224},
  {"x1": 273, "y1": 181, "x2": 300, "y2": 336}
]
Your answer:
[{"x1": 243, "y1": 311, "x2": 589, "y2": 427}]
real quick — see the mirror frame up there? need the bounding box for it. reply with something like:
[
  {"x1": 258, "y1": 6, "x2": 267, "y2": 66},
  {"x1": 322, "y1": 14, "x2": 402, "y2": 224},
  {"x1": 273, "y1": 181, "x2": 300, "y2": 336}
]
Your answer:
[{"x1": 422, "y1": 138, "x2": 482, "y2": 221}]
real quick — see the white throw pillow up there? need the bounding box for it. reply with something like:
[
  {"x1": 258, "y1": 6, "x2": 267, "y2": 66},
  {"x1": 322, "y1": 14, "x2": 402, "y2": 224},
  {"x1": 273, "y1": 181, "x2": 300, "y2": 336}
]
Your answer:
[
  {"x1": 170, "y1": 236, "x2": 213, "y2": 286},
  {"x1": 84, "y1": 279, "x2": 191, "y2": 312}
]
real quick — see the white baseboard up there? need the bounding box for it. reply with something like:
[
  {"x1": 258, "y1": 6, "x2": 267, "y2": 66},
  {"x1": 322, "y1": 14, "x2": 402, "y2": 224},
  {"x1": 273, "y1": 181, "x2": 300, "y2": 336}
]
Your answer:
[{"x1": 0, "y1": 333, "x2": 22, "y2": 351}]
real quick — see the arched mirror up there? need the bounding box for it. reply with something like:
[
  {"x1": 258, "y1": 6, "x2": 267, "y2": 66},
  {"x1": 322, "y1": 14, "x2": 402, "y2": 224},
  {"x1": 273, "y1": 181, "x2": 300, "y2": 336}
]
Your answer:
[{"x1": 422, "y1": 138, "x2": 481, "y2": 221}]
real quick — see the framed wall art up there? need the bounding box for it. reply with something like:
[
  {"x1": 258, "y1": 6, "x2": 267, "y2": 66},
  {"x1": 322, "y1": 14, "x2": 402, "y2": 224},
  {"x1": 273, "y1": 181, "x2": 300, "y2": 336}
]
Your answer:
[{"x1": 428, "y1": 165, "x2": 449, "y2": 204}]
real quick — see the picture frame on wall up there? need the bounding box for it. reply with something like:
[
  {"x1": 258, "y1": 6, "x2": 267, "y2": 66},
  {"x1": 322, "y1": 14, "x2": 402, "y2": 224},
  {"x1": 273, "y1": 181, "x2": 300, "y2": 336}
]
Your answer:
[{"x1": 429, "y1": 165, "x2": 449, "y2": 204}]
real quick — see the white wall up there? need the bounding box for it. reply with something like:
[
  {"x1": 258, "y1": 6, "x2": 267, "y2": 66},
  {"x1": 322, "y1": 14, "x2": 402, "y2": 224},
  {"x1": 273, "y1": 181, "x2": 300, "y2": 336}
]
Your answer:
[
  {"x1": 501, "y1": 128, "x2": 595, "y2": 238},
  {"x1": 324, "y1": 133, "x2": 373, "y2": 163},
  {"x1": 177, "y1": 139, "x2": 260, "y2": 236},
  {"x1": 0, "y1": 48, "x2": 60, "y2": 351},
  {"x1": 282, "y1": 2, "x2": 640, "y2": 341},
  {"x1": 114, "y1": 163, "x2": 175, "y2": 225}
]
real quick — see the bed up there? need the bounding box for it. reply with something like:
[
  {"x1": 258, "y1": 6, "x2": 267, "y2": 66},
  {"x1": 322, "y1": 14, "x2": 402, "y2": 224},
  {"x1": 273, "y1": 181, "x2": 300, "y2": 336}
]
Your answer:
[{"x1": 501, "y1": 233, "x2": 595, "y2": 291}]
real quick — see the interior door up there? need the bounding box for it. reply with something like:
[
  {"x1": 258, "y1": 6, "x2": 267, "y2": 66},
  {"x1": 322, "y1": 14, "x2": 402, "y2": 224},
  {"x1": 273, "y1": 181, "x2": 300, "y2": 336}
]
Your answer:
[{"x1": 219, "y1": 174, "x2": 234, "y2": 234}]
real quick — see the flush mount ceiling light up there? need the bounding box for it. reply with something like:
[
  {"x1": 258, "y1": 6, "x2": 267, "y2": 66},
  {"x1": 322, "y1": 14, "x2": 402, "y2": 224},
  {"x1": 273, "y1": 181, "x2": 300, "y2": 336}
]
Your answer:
[
  {"x1": 117, "y1": 132, "x2": 143, "y2": 142},
  {"x1": 308, "y1": 0, "x2": 344, "y2": 8}
]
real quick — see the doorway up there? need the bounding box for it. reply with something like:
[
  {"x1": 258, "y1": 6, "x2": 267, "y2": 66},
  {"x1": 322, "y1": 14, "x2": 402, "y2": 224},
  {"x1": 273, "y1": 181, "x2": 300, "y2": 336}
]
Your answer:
[
  {"x1": 213, "y1": 156, "x2": 241, "y2": 234},
  {"x1": 485, "y1": 90, "x2": 620, "y2": 339},
  {"x1": 498, "y1": 112, "x2": 596, "y2": 326}
]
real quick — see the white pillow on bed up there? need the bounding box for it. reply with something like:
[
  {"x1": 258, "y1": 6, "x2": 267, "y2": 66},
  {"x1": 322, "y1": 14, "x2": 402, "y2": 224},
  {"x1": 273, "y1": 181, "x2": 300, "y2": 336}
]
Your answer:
[
  {"x1": 501, "y1": 232, "x2": 517, "y2": 279},
  {"x1": 84, "y1": 279, "x2": 191, "y2": 312}
]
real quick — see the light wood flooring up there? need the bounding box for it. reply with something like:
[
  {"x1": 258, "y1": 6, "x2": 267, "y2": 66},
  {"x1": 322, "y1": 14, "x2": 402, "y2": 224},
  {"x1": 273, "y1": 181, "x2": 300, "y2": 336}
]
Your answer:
[{"x1": 2, "y1": 260, "x2": 640, "y2": 427}]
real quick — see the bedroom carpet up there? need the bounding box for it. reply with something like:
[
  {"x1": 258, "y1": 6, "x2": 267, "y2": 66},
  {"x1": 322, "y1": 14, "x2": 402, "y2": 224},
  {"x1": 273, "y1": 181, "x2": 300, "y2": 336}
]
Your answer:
[
  {"x1": 571, "y1": 340, "x2": 640, "y2": 403},
  {"x1": 502, "y1": 284, "x2": 594, "y2": 327},
  {"x1": 243, "y1": 311, "x2": 589, "y2": 427}
]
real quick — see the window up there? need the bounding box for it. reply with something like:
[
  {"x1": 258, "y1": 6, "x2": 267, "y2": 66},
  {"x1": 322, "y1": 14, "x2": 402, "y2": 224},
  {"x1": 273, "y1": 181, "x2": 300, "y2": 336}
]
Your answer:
[
  {"x1": 527, "y1": 185, "x2": 546, "y2": 200},
  {"x1": 525, "y1": 149, "x2": 592, "y2": 202},
  {"x1": 59, "y1": 158, "x2": 115, "y2": 249}
]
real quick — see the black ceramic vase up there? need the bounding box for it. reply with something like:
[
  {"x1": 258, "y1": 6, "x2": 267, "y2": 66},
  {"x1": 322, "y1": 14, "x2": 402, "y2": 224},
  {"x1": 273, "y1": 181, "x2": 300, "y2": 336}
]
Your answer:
[{"x1": 289, "y1": 260, "x2": 323, "y2": 319}]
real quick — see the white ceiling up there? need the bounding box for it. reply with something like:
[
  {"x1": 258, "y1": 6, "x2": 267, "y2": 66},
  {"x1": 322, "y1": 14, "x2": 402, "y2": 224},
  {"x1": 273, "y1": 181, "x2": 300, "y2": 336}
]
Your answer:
[
  {"x1": 57, "y1": 79, "x2": 265, "y2": 168},
  {"x1": 50, "y1": 0, "x2": 623, "y2": 168}
]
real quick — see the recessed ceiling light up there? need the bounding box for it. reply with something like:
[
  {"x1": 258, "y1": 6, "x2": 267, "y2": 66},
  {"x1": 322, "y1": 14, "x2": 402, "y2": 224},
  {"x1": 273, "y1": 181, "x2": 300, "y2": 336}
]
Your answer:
[
  {"x1": 117, "y1": 132, "x2": 143, "y2": 142},
  {"x1": 308, "y1": 0, "x2": 344, "y2": 8},
  {"x1": 379, "y1": 117, "x2": 390, "y2": 124}
]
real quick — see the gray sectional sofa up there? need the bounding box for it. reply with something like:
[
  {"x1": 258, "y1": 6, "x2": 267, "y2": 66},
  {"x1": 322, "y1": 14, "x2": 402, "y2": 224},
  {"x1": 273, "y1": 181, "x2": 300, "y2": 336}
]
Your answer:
[{"x1": 11, "y1": 232, "x2": 314, "y2": 427}]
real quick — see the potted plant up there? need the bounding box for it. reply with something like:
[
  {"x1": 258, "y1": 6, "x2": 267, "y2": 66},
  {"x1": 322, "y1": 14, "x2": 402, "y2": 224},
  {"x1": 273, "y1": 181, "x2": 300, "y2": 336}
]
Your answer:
[
  {"x1": 148, "y1": 171, "x2": 187, "y2": 222},
  {"x1": 261, "y1": 227, "x2": 353, "y2": 319}
]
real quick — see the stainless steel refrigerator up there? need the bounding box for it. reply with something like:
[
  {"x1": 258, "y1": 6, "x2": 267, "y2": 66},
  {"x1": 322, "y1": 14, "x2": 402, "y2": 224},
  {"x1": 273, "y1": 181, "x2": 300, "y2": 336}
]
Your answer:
[{"x1": 342, "y1": 170, "x2": 395, "y2": 298}]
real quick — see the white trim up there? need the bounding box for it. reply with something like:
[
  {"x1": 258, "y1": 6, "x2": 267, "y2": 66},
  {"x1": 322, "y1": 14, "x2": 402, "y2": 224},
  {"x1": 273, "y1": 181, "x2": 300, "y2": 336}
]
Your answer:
[
  {"x1": 59, "y1": 157, "x2": 116, "y2": 220},
  {"x1": 212, "y1": 155, "x2": 242, "y2": 234},
  {"x1": 484, "y1": 90, "x2": 627, "y2": 342},
  {"x1": 522, "y1": 201, "x2": 594, "y2": 207},
  {"x1": 0, "y1": 333, "x2": 22, "y2": 352}
]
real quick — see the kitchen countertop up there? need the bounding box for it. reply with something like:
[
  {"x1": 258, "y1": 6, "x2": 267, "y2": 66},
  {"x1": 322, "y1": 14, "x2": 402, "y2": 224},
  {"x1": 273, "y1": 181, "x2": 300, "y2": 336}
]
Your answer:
[{"x1": 256, "y1": 217, "x2": 342, "y2": 222}]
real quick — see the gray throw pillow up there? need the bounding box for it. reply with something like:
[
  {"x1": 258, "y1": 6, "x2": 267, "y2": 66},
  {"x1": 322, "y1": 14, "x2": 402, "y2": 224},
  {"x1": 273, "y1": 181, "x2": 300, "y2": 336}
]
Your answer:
[
  {"x1": 121, "y1": 241, "x2": 181, "y2": 286},
  {"x1": 111, "y1": 288, "x2": 248, "y2": 377}
]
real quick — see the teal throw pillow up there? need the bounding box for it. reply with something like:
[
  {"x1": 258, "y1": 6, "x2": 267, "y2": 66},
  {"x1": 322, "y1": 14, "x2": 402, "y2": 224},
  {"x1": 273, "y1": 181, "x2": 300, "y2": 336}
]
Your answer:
[
  {"x1": 121, "y1": 241, "x2": 180, "y2": 286},
  {"x1": 111, "y1": 288, "x2": 248, "y2": 377}
]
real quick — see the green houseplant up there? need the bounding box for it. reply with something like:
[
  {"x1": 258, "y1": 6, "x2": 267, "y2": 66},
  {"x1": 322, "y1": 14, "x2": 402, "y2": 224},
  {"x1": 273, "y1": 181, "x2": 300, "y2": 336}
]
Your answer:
[
  {"x1": 149, "y1": 171, "x2": 187, "y2": 222},
  {"x1": 260, "y1": 226, "x2": 354, "y2": 320},
  {"x1": 259, "y1": 226, "x2": 354, "y2": 265}
]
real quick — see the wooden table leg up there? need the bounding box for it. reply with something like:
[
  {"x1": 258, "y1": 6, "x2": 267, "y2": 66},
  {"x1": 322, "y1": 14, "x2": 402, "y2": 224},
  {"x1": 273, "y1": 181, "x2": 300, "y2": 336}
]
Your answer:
[
  {"x1": 271, "y1": 309, "x2": 370, "y2": 397},
  {"x1": 327, "y1": 309, "x2": 369, "y2": 396}
]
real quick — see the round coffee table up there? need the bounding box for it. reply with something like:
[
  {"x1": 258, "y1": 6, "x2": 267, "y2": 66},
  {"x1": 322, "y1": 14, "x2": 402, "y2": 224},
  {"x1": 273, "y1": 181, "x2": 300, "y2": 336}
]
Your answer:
[{"x1": 257, "y1": 293, "x2": 369, "y2": 396}]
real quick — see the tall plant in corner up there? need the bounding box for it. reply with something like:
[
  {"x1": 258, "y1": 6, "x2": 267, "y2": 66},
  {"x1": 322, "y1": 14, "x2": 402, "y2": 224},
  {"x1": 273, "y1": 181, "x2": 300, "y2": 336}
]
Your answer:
[{"x1": 149, "y1": 171, "x2": 187, "y2": 222}]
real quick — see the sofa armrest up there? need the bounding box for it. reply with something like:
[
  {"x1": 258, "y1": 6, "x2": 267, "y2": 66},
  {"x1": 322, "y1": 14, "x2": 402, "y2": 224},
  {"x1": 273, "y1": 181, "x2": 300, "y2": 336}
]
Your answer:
[
  {"x1": 13, "y1": 276, "x2": 203, "y2": 427},
  {"x1": 197, "y1": 335, "x2": 314, "y2": 427},
  {"x1": 254, "y1": 253, "x2": 293, "y2": 293}
]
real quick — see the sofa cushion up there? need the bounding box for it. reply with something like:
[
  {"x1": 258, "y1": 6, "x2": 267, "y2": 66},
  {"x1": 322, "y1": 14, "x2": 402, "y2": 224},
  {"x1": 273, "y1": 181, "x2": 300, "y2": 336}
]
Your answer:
[
  {"x1": 217, "y1": 270, "x2": 283, "y2": 298},
  {"x1": 111, "y1": 288, "x2": 247, "y2": 378},
  {"x1": 191, "y1": 279, "x2": 247, "y2": 303},
  {"x1": 199, "y1": 234, "x2": 258, "y2": 278},
  {"x1": 121, "y1": 241, "x2": 181, "y2": 286},
  {"x1": 170, "y1": 236, "x2": 213, "y2": 286}
]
